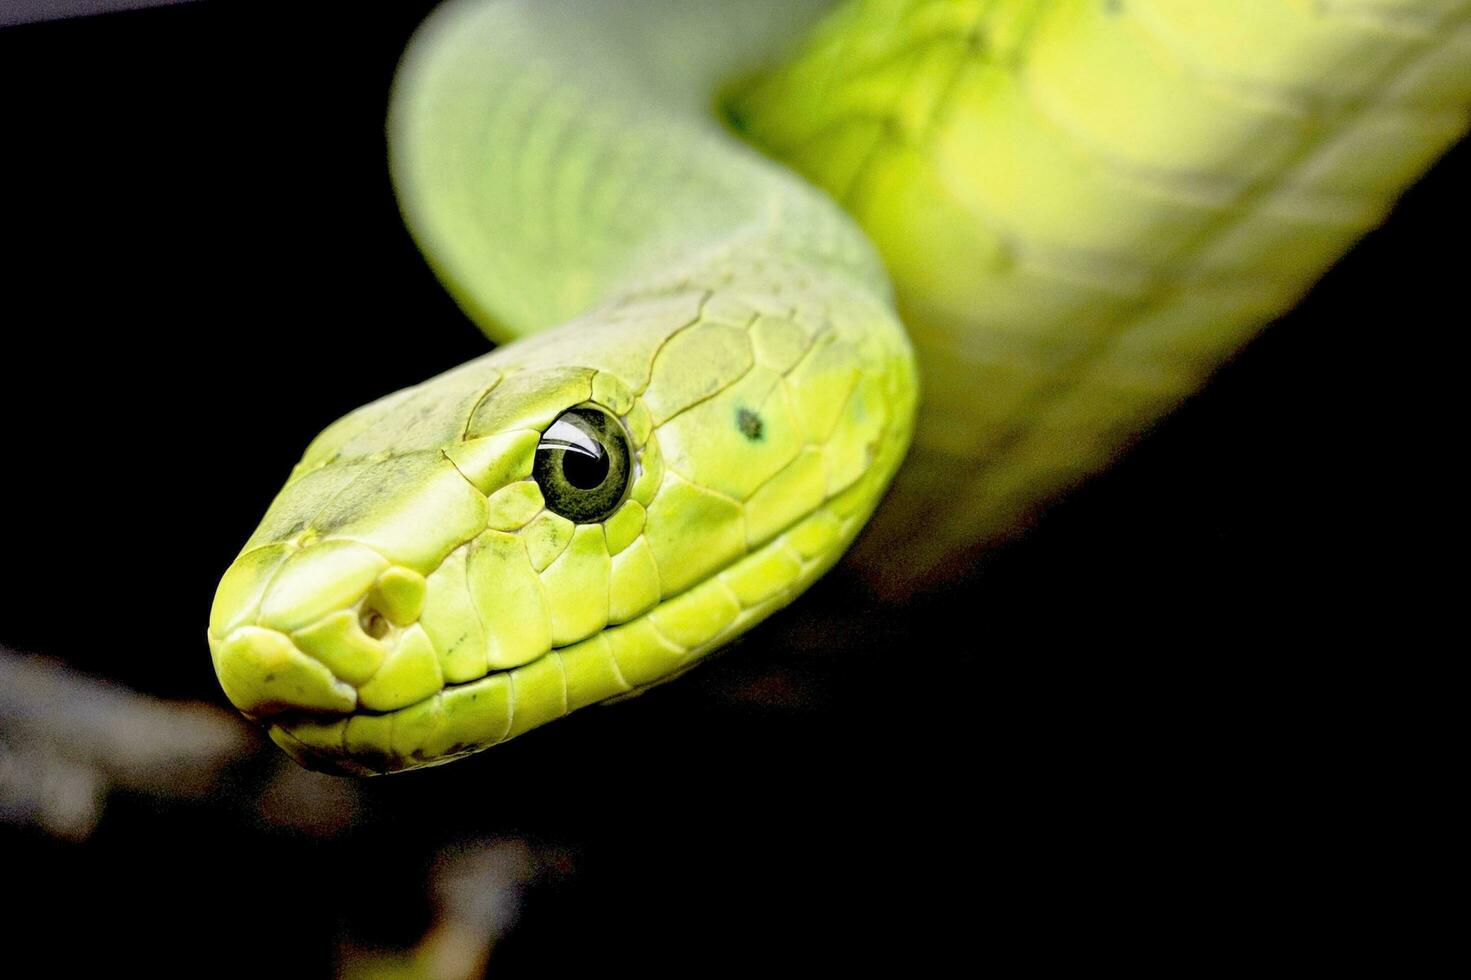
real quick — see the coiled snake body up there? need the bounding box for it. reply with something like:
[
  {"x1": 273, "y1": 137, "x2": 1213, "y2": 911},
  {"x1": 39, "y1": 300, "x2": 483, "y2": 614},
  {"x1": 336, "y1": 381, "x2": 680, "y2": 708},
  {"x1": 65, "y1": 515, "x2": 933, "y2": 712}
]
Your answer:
[{"x1": 207, "y1": 0, "x2": 1471, "y2": 773}]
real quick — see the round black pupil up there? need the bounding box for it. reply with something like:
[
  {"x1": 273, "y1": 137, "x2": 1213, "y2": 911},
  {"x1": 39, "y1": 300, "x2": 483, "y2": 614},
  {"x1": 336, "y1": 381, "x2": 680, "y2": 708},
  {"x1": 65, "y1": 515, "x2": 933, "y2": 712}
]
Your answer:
[{"x1": 561, "y1": 444, "x2": 608, "y2": 490}]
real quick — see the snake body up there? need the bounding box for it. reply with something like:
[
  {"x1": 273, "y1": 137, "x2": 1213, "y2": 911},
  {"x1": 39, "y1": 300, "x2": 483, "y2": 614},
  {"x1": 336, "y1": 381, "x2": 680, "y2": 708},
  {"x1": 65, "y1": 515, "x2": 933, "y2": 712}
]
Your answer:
[{"x1": 207, "y1": 0, "x2": 1471, "y2": 774}]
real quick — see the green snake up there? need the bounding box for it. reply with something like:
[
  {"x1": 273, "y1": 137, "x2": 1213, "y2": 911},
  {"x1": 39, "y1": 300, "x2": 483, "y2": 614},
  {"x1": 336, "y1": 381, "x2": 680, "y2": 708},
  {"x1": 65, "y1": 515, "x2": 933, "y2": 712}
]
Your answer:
[{"x1": 207, "y1": 0, "x2": 1471, "y2": 774}]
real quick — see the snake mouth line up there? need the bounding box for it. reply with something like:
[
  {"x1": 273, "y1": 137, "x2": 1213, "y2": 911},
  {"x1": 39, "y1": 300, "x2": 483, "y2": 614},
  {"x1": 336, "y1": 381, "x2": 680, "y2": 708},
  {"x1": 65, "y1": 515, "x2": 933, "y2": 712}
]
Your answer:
[
  {"x1": 291, "y1": 639, "x2": 584, "y2": 721},
  {"x1": 266, "y1": 635, "x2": 650, "y2": 776}
]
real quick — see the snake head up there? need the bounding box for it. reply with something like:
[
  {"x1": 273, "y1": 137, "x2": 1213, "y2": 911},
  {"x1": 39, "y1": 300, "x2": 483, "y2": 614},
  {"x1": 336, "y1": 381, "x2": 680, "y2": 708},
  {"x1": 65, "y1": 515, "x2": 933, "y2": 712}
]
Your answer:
[{"x1": 208, "y1": 288, "x2": 914, "y2": 774}]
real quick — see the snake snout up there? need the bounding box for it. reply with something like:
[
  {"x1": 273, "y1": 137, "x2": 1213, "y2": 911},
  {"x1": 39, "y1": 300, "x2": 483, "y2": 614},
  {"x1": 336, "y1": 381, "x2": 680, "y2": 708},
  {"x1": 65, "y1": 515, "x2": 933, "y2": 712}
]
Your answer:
[
  {"x1": 210, "y1": 626, "x2": 359, "y2": 720},
  {"x1": 209, "y1": 538, "x2": 436, "y2": 721}
]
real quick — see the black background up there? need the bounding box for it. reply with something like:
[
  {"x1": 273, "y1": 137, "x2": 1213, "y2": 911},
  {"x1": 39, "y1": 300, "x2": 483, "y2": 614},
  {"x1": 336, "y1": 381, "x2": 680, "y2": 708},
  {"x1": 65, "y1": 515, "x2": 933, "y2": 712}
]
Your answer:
[{"x1": 1, "y1": 2, "x2": 1460, "y2": 974}]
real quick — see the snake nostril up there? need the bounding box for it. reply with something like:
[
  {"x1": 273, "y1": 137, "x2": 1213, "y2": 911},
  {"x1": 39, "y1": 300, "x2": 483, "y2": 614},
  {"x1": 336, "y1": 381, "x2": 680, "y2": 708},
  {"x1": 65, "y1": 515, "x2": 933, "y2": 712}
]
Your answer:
[{"x1": 359, "y1": 606, "x2": 392, "y2": 639}]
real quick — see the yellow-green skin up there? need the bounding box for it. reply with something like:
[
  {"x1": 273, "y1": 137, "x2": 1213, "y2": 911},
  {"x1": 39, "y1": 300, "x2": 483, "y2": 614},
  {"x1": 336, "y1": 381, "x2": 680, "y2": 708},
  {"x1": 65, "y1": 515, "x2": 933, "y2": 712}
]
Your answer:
[
  {"x1": 208, "y1": 0, "x2": 1470, "y2": 774},
  {"x1": 737, "y1": 0, "x2": 1471, "y2": 583}
]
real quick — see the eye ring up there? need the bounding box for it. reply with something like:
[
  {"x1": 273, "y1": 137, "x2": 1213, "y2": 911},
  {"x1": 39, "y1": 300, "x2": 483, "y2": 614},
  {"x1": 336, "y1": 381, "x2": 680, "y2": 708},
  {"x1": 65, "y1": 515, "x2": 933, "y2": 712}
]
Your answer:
[{"x1": 532, "y1": 405, "x2": 633, "y2": 523}]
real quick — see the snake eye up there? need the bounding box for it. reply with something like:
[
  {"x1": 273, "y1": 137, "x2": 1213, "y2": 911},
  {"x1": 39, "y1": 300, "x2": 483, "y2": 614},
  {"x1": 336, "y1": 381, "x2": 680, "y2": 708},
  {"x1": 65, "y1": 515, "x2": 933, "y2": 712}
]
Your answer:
[{"x1": 533, "y1": 406, "x2": 632, "y2": 523}]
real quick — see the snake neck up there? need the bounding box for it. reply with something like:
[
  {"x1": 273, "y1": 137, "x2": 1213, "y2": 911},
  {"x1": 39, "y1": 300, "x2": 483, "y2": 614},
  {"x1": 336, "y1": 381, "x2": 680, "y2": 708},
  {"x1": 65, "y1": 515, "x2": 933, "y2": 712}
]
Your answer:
[{"x1": 390, "y1": 0, "x2": 888, "y2": 338}]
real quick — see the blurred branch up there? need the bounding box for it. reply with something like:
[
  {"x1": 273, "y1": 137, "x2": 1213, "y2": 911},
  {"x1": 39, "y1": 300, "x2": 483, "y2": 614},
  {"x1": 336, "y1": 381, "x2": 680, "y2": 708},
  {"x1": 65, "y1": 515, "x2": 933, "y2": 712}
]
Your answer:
[
  {"x1": 0, "y1": 644, "x2": 248, "y2": 837},
  {"x1": 1, "y1": 643, "x2": 365, "y2": 840}
]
